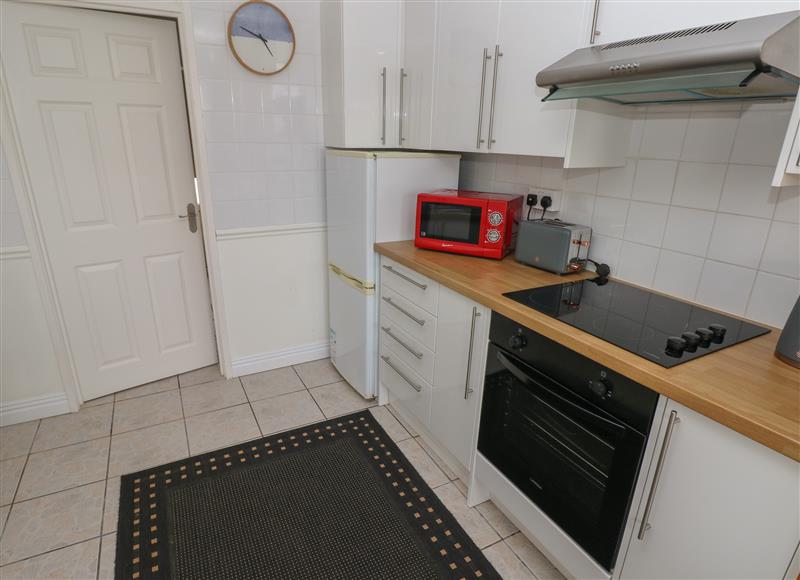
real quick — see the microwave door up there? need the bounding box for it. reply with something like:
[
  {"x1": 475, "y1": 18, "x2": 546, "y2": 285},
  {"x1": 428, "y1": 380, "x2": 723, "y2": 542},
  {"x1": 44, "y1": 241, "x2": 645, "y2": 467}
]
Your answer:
[{"x1": 419, "y1": 202, "x2": 482, "y2": 244}]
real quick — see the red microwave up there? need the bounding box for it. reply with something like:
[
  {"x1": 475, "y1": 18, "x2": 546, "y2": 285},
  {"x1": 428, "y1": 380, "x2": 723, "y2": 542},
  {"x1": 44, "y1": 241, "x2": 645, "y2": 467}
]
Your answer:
[{"x1": 414, "y1": 190, "x2": 522, "y2": 259}]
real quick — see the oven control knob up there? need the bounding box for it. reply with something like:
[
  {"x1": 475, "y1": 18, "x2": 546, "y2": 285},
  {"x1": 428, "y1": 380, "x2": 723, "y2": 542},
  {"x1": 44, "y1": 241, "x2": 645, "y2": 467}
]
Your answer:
[
  {"x1": 708, "y1": 323, "x2": 727, "y2": 343},
  {"x1": 508, "y1": 334, "x2": 527, "y2": 350},
  {"x1": 695, "y1": 328, "x2": 714, "y2": 347},
  {"x1": 486, "y1": 229, "x2": 501, "y2": 243},
  {"x1": 681, "y1": 332, "x2": 701, "y2": 352},
  {"x1": 488, "y1": 211, "x2": 504, "y2": 226},
  {"x1": 665, "y1": 336, "x2": 687, "y2": 357},
  {"x1": 588, "y1": 378, "x2": 612, "y2": 400}
]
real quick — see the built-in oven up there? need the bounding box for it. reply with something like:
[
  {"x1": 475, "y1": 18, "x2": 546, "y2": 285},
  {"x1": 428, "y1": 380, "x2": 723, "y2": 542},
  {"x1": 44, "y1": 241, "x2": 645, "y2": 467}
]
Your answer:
[{"x1": 478, "y1": 312, "x2": 659, "y2": 571}]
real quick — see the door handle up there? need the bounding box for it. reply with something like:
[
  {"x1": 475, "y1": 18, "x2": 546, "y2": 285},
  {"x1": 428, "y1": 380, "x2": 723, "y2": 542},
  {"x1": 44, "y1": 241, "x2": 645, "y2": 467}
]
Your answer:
[
  {"x1": 380, "y1": 66, "x2": 387, "y2": 145},
  {"x1": 637, "y1": 410, "x2": 680, "y2": 540},
  {"x1": 179, "y1": 203, "x2": 198, "y2": 233},
  {"x1": 476, "y1": 48, "x2": 491, "y2": 149},
  {"x1": 398, "y1": 68, "x2": 407, "y2": 146},
  {"x1": 487, "y1": 44, "x2": 502, "y2": 150},
  {"x1": 464, "y1": 307, "x2": 481, "y2": 399}
]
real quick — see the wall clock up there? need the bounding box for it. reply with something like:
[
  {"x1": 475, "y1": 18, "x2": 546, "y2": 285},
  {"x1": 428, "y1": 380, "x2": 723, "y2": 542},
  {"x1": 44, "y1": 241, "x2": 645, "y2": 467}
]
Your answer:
[{"x1": 228, "y1": 1, "x2": 295, "y2": 75}]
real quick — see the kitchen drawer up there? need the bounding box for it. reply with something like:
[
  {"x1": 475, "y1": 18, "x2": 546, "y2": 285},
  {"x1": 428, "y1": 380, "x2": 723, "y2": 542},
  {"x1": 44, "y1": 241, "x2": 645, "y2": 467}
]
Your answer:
[
  {"x1": 381, "y1": 257, "x2": 439, "y2": 315},
  {"x1": 380, "y1": 315, "x2": 434, "y2": 383},
  {"x1": 380, "y1": 286, "x2": 437, "y2": 351},
  {"x1": 379, "y1": 345, "x2": 431, "y2": 427}
]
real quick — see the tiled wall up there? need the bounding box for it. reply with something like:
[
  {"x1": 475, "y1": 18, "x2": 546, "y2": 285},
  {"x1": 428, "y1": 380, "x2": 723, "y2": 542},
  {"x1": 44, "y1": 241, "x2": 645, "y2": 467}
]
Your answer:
[
  {"x1": 0, "y1": 147, "x2": 26, "y2": 248},
  {"x1": 190, "y1": 1, "x2": 325, "y2": 230},
  {"x1": 459, "y1": 101, "x2": 800, "y2": 328}
]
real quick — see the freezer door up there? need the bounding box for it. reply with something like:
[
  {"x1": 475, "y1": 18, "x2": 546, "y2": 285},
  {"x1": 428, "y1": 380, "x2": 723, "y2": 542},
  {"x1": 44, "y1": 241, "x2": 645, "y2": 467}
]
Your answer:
[{"x1": 328, "y1": 268, "x2": 376, "y2": 399}]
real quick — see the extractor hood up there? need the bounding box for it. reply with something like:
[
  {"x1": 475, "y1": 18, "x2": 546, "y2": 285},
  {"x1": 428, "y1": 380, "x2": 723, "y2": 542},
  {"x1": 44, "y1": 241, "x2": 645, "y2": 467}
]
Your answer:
[{"x1": 536, "y1": 11, "x2": 799, "y2": 105}]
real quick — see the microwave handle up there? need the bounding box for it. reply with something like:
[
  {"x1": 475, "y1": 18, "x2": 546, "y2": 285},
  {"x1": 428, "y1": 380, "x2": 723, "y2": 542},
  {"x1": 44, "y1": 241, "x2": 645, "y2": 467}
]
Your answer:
[{"x1": 496, "y1": 350, "x2": 626, "y2": 435}]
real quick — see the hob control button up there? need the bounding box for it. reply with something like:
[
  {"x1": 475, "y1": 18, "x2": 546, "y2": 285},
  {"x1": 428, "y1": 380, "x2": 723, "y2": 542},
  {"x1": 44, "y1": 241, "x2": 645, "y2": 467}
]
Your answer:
[
  {"x1": 665, "y1": 336, "x2": 687, "y2": 357},
  {"x1": 588, "y1": 378, "x2": 613, "y2": 400},
  {"x1": 486, "y1": 229, "x2": 501, "y2": 243},
  {"x1": 708, "y1": 323, "x2": 727, "y2": 343},
  {"x1": 695, "y1": 328, "x2": 714, "y2": 347},
  {"x1": 488, "y1": 211, "x2": 504, "y2": 226},
  {"x1": 508, "y1": 334, "x2": 527, "y2": 350},
  {"x1": 681, "y1": 332, "x2": 701, "y2": 352}
]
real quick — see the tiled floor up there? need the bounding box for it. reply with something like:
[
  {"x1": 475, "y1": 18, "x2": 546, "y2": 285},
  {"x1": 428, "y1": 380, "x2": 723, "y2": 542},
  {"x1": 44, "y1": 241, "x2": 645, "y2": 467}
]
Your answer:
[{"x1": 0, "y1": 359, "x2": 563, "y2": 580}]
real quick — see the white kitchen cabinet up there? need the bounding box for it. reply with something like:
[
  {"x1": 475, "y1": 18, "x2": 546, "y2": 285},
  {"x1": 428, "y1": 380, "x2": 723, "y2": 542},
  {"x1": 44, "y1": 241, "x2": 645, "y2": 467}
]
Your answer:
[
  {"x1": 429, "y1": 286, "x2": 490, "y2": 473},
  {"x1": 321, "y1": 1, "x2": 401, "y2": 148},
  {"x1": 400, "y1": 0, "x2": 437, "y2": 149},
  {"x1": 773, "y1": 92, "x2": 800, "y2": 187},
  {"x1": 620, "y1": 399, "x2": 799, "y2": 580}
]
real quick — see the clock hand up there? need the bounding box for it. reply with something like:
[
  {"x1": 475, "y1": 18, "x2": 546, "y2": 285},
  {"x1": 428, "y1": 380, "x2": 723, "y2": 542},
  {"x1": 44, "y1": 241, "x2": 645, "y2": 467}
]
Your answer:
[
  {"x1": 239, "y1": 25, "x2": 260, "y2": 38},
  {"x1": 261, "y1": 37, "x2": 274, "y2": 57},
  {"x1": 239, "y1": 25, "x2": 274, "y2": 57}
]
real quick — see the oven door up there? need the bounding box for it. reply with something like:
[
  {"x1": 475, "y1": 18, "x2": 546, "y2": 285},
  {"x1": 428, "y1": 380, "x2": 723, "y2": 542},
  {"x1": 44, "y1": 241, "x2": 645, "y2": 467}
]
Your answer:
[
  {"x1": 478, "y1": 344, "x2": 646, "y2": 571},
  {"x1": 418, "y1": 200, "x2": 484, "y2": 246}
]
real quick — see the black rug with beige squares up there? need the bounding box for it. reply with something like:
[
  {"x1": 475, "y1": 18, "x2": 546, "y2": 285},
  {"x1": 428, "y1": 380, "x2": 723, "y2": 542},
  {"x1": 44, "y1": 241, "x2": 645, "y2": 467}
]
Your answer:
[{"x1": 115, "y1": 410, "x2": 499, "y2": 579}]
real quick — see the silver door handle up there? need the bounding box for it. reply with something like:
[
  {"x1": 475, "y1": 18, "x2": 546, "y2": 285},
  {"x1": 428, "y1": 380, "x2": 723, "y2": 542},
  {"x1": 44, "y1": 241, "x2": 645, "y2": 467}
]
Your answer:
[
  {"x1": 381, "y1": 326, "x2": 423, "y2": 359},
  {"x1": 178, "y1": 202, "x2": 198, "y2": 233},
  {"x1": 476, "y1": 48, "x2": 491, "y2": 149},
  {"x1": 487, "y1": 45, "x2": 502, "y2": 150},
  {"x1": 380, "y1": 67, "x2": 387, "y2": 145},
  {"x1": 398, "y1": 68, "x2": 407, "y2": 145},
  {"x1": 381, "y1": 355, "x2": 422, "y2": 392},
  {"x1": 382, "y1": 265, "x2": 427, "y2": 290},
  {"x1": 464, "y1": 307, "x2": 481, "y2": 399},
  {"x1": 381, "y1": 296, "x2": 425, "y2": 326},
  {"x1": 589, "y1": 0, "x2": 601, "y2": 44},
  {"x1": 637, "y1": 409, "x2": 680, "y2": 540}
]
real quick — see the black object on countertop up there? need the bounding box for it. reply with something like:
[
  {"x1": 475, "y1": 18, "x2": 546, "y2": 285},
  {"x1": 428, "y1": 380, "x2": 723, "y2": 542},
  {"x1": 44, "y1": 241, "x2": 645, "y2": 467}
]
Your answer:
[{"x1": 503, "y1": 277, "x2": 770, "y2": 368}]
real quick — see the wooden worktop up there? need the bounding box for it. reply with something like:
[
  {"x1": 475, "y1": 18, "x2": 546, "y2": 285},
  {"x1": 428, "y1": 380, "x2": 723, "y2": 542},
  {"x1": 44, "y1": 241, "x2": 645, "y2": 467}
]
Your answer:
[{"x1": 375, "y1": 241, "x2": 800, "y2": 462}]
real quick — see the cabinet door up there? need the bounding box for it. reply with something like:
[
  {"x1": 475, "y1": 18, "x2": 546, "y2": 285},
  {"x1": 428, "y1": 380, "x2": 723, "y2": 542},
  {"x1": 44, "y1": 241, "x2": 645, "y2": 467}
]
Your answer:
[
  {"x1": 489, "y1": 1, "x2": 589, "y2": 157},
  {"x1": 431, "y1": 1, "x2": 499, "y2": 152},
  {"x1": 341, "y1": 1, "x2": 401, "y2": 147},
  {"x1": 429, "y1": 287, "x2": 489, "y2": 473},
  {"x1": 773, "y1": 94, "x2": 800, "y2": 187},
  {"x1": 401, "y1": 0, "x2": 436, "y2": 150},
  {"x1": 620, "y1": 400, "x2": 799, "y2": 579}
]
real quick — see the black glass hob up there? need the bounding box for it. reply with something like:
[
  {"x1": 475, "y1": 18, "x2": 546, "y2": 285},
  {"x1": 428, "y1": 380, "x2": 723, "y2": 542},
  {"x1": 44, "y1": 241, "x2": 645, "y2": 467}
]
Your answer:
[{"x1": 503, "y1": 278, "x2": 770, "y2": 368}]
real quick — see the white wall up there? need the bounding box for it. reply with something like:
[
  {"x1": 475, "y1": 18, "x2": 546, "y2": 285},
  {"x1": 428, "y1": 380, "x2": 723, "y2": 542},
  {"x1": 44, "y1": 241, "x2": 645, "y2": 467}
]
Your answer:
[
  {"x1": 188, "y1": 1, "x2": 329, "y2": 375},
  {"x1": 459, "y1": 101, "x2": 800, "y2": 328}
]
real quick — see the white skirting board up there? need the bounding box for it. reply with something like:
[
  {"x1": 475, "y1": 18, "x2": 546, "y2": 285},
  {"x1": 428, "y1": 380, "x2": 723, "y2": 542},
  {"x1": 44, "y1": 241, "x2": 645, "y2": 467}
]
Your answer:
[
  {"x1": 231, "y1": 340, "x2": 330, "y2": 377},
  {"x1": 0, "y1": 392, "x2": 70, "y2": 426}
]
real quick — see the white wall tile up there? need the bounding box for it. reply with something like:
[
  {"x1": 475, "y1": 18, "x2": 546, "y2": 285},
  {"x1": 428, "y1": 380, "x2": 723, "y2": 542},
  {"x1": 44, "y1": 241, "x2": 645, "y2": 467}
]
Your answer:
[
  {"x1": 624, "y1": 201, "x2": 668, "y2": 247},
  {"x1": 291, "y1": 144, "x2": 323, "y2": 171},
  {"x1": 293, "y1": 171, "x2": 324, "y2": 198},
  {"x1": 760, "y1": 221, "x2": 800, "y2": 279},
  {"x1": 266, "y1": 198, "x2": 296, "y2": 225},
  {"x1": 653, "y1": 250, "x2": 704, "y2": 300},
  {"x1": 295, "y1": 196, "x2": 326, "y2": 223},
  {"x1": 596, "y1": 160, "x2": 635, "y2": 199},
  {"x1": 292, "y1": 18, "x2": 322, "y2": 54},
  {"x1": 288, "y1": 54, "x2": 318, "y2": 85},
  {"x1": 200, "y1": 79, "x2": 233, "y2": 112},
  {"x1": 560, "y1": 192, "x2": 595, "y2": 226},
  {"x1": 289, "y1": 85, "x2": 318, "y2": 115},
  {"x1": 718, "y1": 164, "x2": 777, "y2": 219},
  {"x1": 662, "y1": 206, "x2": 715, "y2": 257},
  {"x1": 517, "y1": 157, "x2": 541, "y2": 185},
  {"x1": 680, "y1": 109, "x2": 739, "y2": 163},
  {"x1": 670, "y1": 162, "x2": 726, "y2": 211},
  {"x1": 232, "y1": 81, "x2": 264, "y2": 113},
  {"x1": 591, "y1": 196, "x2": 629, "y2": 238},
  {"x1": 616, "y1": 242, "x2": 660, "y2": 287},
  {"x1": 192, "y1": 9, "x2": 227, "y2": 46},
  {"x1": 290, "y1": 115, "x2": 323, "y2": 144},
  {"x1": 745, "y1": 272, "x2": 800, "y2": 328},
  {"x1": 263, "y1": 144, "x2": 294, "y2": 171},
  {"x1": 196, "y1": 45, "x2": 230, "y2": 80},
  {"x1": 588, "y1": 234, "x2": 622, "y2": 274},
  {"x1": 203, "y1": 112, "x2": 236, "y2": 142},
  {"x1": 205, "y1": 142, "x2": 238, "y2": 173},
  {"x1": 262, "y1": 84, "x2": 291, "y2": 114},
  {"x1": 632, "y1": 160, "x2": 677, "y2": 204},
  {"x1": 695, "y1": 260, "x2": 756, "y2": 316},
  {"x1": 730, "y1": 104, "x2": 793, "y2": 166},
  {"x1": 707, "y1": 213, "x2": 770, "y2": 269},
  {"x1": 260, "y1": 114, "x2": 292, "y2": 143},
  {"x1": 639, "y1": 112, "x2": 688, "y2": 160},
  {"x1": 539, "y1": 157, "x2": 564, "y2": 190},
  {"x1": 263, "y1": 172, "x2": 294, "y2": 199},
  {"x1": 564, "y1": 168, "x2": 598, "y2": 195}
]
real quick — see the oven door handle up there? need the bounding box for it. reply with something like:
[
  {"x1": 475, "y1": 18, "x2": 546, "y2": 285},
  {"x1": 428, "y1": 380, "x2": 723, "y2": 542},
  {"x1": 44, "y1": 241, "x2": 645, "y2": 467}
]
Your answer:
[{"x1": 496, "y1": 350, "x2": 626, "y2": 435}]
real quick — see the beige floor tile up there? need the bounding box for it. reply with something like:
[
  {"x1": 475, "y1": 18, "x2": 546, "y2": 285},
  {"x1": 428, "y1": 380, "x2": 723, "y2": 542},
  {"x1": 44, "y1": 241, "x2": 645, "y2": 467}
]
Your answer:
[
  {"x1": 477, "y1": 500, "x2": 519, "y2": 538},
  {"x1": 98, "y1": 533, "x2": 115, "y2": 580},
  {"x1": 0, "y1": 506, "x2": 9, "y2": 537},
  {"x1": 185, "y1": 404, "x2": 261, "y2": 455},
  {"x1": 453, "y1": 478, "x2": 469, "y2": 496},
  {"x1": 386, "y1": 404, "x2": 419, "y2": 437},
  {"x1": 32, "y1": 405, "x2": 111, "y2": 453},
  {"x1": 0, "y1": 422, "x2": 38, "y2": 460},
  {"x1": 0, "y1": 538, "x2": 99, "y2": 580},
  {"x1": 0, "y1": 457, "x2": 25, "y2": 506},
  {"x1": 102, "y1": 477, "x2": 120, "y2": 536},
  {"x1": 506, "y1": 532, "x2": 565, "y2": 580},
  {"x1": 482, "y1": 540, "x2": 536, "y2": 580},
  {"x1": 293, "y1": 358, "x2": 342, "y2": 388},
  {"x1": 82, "y1": 394, "x2": 114, "y2": 407},
  {"x1": 368, "y1": 406, "x2": 412, "y2": 442},
  {"x1": 16, "y1": 438, "x2": 109, "y2": 502},
  {"x1": 416, "y1": 436, "x2": 458, "y2": 480},
  {"x1": 433, "y1": 482, "x2": 500, "y2": 549},
  {"x1": 395, "y1": 438, "x2": 449, "y2": 489},
  {"x1": 115, "y1": 376, "x2": 178, "y2": 402},
  {"x1": 241, "y1": 367, "x2": 305, "y2": 402},
  {"x1": 251, "y1": 390, "x2": 324, "y2": 436},
  {"x1": 178, "y1": 364, "x2": 222, "y2": 388},
  {"x1": 108, "y1": 420, "x2": 188, "y2": 478},
  {"x1": 180, "y1": 378, "x2": 247, "y2": 417},
  {"x1": 112, "y1": 390, "x2": 183, "y2": 434},
  {"x1": 309, "y1": 381, "x2": 375, "y2": 418},
  {"x1": 0, "y1": 481, "x2": 103, "y2": 565}
]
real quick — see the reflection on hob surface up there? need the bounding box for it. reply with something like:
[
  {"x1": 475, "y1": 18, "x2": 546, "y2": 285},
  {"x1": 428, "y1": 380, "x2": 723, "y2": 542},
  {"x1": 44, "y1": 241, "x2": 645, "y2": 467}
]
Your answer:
[{"x1": 503, "y1": 278, "x2": 770, "y2": 368}]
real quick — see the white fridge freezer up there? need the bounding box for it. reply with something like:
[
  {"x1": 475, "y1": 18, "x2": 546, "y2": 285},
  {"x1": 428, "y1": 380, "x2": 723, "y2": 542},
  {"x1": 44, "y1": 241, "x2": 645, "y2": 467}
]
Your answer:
[{"x1": 326, "y1": 150, "x2": 460, "y2": 398}]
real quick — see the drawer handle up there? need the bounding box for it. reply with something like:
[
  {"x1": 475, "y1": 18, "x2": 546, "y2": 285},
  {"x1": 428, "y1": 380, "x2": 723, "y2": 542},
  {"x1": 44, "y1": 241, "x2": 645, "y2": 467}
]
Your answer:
[
  {"x1": 381, "y1": 326, "x2": 423, "y2": 359},
  {"x1": 381, "y1": 296, "x2": 425, "y2": 326},
  {"x1": 382, "y1": 265, "x2": 427, "y2": 290},
  {"x1": 381, "y1": 355, "x2": 422, "y2": 392}
]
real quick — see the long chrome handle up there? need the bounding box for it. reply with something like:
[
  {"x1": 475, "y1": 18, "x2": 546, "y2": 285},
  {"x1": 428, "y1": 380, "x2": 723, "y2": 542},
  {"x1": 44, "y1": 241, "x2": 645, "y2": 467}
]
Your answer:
[
  {"x1": 398, "y1": 68, "x2": 407, "y2": 145},
  {"x1": 589, "y1": 0, "x2": 601, "y2": 44},
  {"x1": 382, "y1": 265, "x2": 427, "y2": 290},
  {"x1": 381, "y1": 355, "x2": 422, "y2": 392},
  {"x1": 476, "y1": 48, "x2": 491, "y2": 149},
  {"x1": 464, "y1": 307, "x2": 481, "y2": 399},
  {"x1": 381, "y1": 326, "x2": 423, "y2": 359},
  {"x1": 637, "y1": 410, "x2": 680, "y2": 540},
  {"x1": 487, "y1": 45, "x2": 502, "y2": 150},
  {"x1": 382, "y1": 296, "x2": 425, "y2": 326},
  {"x1": 380, "y1": 67, "x2": 387, "y2": 145}
]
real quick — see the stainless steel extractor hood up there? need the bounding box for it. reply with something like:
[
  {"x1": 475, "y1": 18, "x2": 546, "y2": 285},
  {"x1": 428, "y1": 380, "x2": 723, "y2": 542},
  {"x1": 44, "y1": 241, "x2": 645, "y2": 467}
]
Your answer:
[{"x1": 536, "y1": 11, "x2": 800, "y2": 105}]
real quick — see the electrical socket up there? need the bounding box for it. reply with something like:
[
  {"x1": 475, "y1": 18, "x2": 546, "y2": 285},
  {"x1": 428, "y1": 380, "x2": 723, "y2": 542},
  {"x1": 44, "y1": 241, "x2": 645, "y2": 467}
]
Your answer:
[{"x1": 528, "y1": 187, "x2": 561, "y2": 212}]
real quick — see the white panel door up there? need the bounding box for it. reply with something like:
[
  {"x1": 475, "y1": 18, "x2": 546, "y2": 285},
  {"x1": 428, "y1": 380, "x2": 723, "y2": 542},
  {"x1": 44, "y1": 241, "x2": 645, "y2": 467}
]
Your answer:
[{"x1": 2, "y1": 2, "x2": 217, "y2": 400}]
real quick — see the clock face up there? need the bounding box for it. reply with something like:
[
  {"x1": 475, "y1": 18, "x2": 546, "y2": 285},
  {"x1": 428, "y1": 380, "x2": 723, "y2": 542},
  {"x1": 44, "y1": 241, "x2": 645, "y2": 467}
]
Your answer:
[{"x1": 228, "y1": 1, "x2": 295, "y2": 75}]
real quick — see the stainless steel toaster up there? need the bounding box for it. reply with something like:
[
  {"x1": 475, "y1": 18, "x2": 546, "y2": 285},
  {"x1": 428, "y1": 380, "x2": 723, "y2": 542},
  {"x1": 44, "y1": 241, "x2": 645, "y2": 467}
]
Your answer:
[{"x1": 515, "y1": 219, "x2": 592, "y2": 274}]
